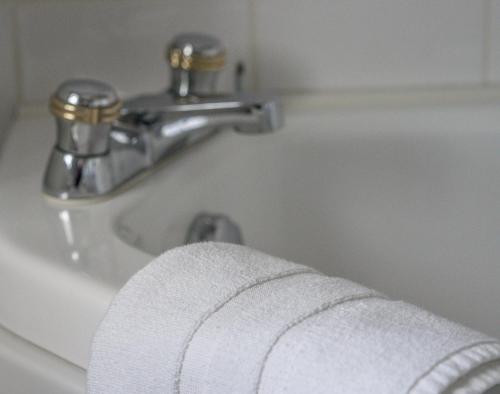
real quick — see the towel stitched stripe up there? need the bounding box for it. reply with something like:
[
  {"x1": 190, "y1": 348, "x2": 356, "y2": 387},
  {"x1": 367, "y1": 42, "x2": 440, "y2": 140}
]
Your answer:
[
  {"x1": 174, "y1": 268, "x2": 318, "y2": 394},
  {"x1": 258, "y1": 299, "x2": 500, "y2": 394},
  {"x1": 255, "y1": 293, "x2": 388, "y2": 393},
  {"x1": 179, "y1": 272, "x2": 384, "y2": 393}
]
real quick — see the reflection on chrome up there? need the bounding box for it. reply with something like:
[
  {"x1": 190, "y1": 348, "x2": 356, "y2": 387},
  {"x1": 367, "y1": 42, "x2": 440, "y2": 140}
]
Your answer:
[
  {"x1": 48, "y1": 205, "x2": 112, "y2": 271},
  {"x1": 45, "y1": 202, "x2": 147, "y2": 284},
  {"x1": 58, "y1": 210, "x2": 75, "y2": 246}
]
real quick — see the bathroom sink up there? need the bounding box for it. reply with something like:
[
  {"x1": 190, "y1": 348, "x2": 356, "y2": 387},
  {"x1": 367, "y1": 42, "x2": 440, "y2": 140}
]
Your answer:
[
  {"x1": 115, "y1": 107, "x2": 500, "y2": 338},
  {"x1": 1, "y1": 103, "x2": 499, "y2": 371}
]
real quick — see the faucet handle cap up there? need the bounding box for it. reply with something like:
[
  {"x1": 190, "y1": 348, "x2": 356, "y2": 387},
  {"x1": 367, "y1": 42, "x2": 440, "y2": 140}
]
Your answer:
[
  {"x1": 167, "y1": 33, "x2": 226, "y2": 72},
  {"x1": 50, "y1": 79, "x2": 122, "y2": 124}
]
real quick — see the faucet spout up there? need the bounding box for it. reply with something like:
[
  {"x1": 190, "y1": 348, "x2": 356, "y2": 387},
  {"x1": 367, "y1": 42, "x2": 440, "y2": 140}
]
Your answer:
[
  {"x1": 118, "y1": 92, "x2": 282, "y2": 166},
  {"x1": 123, "y1": 92, "x2": 283, "y2": 134}
]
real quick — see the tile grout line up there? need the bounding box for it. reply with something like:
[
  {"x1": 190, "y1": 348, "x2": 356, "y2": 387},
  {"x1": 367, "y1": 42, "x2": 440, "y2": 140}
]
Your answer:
[
  {"x1": 481, "y1": 0, "x2": 492, "y2": 85},
  {"x1": 11, "y1": 4, "x2": 25, "y2": 109},
  {"x1": 248, "y1": 0, "x2": 260, "y2": 91}
]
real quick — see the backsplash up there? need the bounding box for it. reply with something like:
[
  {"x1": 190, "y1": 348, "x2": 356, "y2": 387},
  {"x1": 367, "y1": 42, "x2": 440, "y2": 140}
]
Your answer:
[
  {"x1": 16, "y1": 0, "x2": 252, "y2": 102},
  {"x1": 256, "y1": 0, "x2": 484, "y2": 90},
  {"x1": 2, "y1": 0, "x2": 500, "y2": 106}
]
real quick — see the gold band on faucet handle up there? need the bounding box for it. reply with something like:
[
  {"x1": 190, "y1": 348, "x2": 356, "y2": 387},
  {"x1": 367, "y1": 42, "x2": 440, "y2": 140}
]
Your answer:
[
  {"x1": 50, "y1": 95, "x2": 122, "y2": 124},
  {"x1": 49, "y1": 79, "x2": 122, "y2": 125},
  {"x1": 168, "y1": 47, "x2": 226, "y2": 72},
  {"x1": 167, "y1": 33, "x2": 226, "y2": 72}
]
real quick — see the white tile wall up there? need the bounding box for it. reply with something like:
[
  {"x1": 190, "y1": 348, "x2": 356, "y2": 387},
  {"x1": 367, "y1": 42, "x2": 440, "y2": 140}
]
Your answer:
[
  {"x1": 5, "y1": 0, "x2": 499, "y2": 103},
  {"x1": 254, "y1": 0, "x2": 484, "y2": 91},
  {"x1": 17, "y1": 0, "x2": 252, "y2": 102},
  {"x1": 489, "y1": 0, "x2": 500, "y2": 82},
  {"x1": 0, "y1": 4, "x2": 17, "y2": 135}
]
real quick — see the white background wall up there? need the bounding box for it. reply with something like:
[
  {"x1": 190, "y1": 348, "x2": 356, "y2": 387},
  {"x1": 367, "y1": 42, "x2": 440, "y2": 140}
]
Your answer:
[{"x1": 0, "y1": 0, "x2": 499, "y2": 108}]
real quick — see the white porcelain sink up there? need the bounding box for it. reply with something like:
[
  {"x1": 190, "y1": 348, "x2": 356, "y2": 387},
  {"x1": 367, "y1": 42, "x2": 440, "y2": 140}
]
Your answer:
[
  {"x1": 115, "y1": 106, "x2": 500, "y2": 338},
  {"x1": 1, "y1": 102, "x2": 499, "y2": 374}
]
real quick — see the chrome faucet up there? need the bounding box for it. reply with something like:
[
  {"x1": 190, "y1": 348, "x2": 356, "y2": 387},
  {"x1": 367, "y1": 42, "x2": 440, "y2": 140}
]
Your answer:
[{"x1": 43, "y1": 33, "x2": 283, "y2": 200}]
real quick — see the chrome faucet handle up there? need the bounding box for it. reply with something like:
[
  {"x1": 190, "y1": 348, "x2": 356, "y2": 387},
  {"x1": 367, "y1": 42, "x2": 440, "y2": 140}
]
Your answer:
[
  {"x1": 167, "y1": 33, "x2": 226, "y2": 97},
  {"x1": 49, "y1": 79, "x2": 122, "y2": 156},
  {"x1": 44, "y1": 79, "x2": 123, "y2": 199}
]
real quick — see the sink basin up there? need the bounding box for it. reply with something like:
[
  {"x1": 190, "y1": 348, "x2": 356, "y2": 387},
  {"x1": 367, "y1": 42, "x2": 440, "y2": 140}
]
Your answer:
[
  {"x1": 1, "y1": 103, "x2": 499, "y2": 372},
  {"x1": 116, "y1": 107, "x2": 500, "y2": 338}
]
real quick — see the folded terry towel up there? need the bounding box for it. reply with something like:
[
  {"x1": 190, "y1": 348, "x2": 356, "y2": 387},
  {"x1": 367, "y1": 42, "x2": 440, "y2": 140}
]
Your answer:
[{"x1": 87, "y1": 243, "x2": 500, "y2": 394}]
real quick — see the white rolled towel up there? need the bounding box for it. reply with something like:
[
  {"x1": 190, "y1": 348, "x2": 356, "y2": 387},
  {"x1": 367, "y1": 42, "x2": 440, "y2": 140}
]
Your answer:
[{"x1": 87, "y1": 243, "x2": 500, "y2": 394}]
